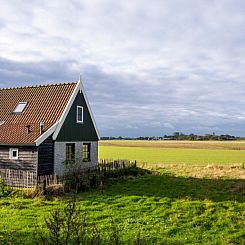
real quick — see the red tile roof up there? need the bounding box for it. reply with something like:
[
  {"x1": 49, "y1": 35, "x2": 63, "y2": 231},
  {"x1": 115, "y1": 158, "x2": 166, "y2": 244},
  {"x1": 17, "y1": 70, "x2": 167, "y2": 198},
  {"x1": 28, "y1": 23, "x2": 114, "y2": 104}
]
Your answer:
[{"x1": 0, "y1": 82, "x2": 77, "y2": 145}]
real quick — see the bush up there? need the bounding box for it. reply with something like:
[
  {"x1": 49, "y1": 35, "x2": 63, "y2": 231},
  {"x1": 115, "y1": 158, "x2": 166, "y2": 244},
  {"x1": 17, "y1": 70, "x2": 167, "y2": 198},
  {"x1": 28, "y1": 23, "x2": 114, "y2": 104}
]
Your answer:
[
  {"x1": 61, "y1": 159, "x2": 150, "y2": 193},
  {"x1": 0, "y1": 177, "x2": 12, "y2": 197},
  {"x1": 35, "y1": 198, "x2": 90, "y2": 244}
]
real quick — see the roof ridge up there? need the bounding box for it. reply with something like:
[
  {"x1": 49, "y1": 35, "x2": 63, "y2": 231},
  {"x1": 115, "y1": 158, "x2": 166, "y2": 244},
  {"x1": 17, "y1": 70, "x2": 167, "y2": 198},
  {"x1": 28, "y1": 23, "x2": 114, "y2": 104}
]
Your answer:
[{"x1": 0, "y1": 81, "x2": 78, "y2": 90}]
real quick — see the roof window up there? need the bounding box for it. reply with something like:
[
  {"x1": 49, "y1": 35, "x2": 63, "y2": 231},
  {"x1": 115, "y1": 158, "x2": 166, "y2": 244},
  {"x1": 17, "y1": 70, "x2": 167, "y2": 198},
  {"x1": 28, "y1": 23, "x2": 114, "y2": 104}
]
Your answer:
[{"x1": 13, "y1": 102, "x2": 27, "y2": 113}]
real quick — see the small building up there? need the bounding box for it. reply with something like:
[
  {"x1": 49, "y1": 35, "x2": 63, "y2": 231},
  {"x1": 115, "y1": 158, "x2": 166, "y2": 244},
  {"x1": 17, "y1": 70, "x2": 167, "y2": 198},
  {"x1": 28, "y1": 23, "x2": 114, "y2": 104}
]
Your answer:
[{"x1": 0, "y1": 80, "x2": 100, "y2": 177}]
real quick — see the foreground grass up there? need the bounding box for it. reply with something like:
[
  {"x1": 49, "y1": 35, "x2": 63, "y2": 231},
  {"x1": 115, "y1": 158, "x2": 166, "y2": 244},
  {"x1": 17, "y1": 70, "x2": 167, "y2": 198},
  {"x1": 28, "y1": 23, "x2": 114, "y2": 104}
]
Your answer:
[
  {"x1": 99, "y1": 140, "x2": 245, "y2": 165},
  {"x1": 0, "y1": 169, "x2": 244, "y2": 244}
]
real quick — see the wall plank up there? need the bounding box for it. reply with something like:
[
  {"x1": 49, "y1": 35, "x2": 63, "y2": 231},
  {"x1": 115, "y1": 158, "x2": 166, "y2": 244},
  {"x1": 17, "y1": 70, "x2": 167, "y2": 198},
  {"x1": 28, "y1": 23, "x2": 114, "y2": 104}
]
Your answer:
[{"x1": 0, "y1": 146, "x2": 38, "y2": 172}]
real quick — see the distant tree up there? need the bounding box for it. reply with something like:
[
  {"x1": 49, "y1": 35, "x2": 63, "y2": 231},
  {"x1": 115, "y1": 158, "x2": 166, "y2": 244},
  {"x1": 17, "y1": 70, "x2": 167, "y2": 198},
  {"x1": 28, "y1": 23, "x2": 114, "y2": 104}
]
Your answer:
[{"x1": 173, "y1": 132, "x2": 180, "y2": 139}]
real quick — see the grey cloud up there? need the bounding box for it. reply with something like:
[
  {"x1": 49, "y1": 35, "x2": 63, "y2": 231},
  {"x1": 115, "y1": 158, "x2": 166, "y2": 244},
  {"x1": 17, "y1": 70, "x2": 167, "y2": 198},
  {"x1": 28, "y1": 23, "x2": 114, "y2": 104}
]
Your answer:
[
  {"x1": 1, "y1": 0, "x2": 245, "y2": 136},
  {"x1": 0, "y1": 57, "x2": 80, "y2": 86}
]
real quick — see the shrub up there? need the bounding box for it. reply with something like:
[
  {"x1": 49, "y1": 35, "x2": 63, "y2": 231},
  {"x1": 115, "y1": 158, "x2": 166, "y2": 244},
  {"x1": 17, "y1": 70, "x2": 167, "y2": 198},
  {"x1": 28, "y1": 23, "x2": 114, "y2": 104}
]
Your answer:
[
  {"x1": 61, "y1": 159, "x2": 150, "y2": 193},
  {"x1": 35, "y1": 199, "x2": 145, "y2": 245},
  {"x1": 45, "y1": 184, "x2": 65, "y2": 196},
  {"x1": 35, "y1": 198, "x2": 90, "y2": 244},
  {"x1": 0, "y1": 177, "x2": 12, "y2": 197}
]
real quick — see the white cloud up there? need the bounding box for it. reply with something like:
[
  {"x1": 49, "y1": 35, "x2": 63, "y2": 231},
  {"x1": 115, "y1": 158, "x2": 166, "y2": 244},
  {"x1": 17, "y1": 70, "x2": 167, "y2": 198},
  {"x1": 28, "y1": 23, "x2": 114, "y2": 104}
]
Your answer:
[{"x1": 1, "y1": 0, "x2": 245, "y2": 136}]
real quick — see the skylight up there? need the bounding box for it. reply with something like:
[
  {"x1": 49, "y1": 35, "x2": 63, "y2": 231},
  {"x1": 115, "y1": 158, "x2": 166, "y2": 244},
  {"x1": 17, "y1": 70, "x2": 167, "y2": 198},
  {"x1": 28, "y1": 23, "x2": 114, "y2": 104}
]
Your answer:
[{"x1": 13, "y1": 102, "x2": 27, "y2": 113}]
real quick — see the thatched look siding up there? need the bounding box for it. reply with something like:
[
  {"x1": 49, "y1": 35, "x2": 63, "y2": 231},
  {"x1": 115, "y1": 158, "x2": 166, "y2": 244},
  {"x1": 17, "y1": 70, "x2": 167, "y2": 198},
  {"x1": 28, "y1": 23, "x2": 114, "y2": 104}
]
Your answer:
[{"x1": 0, "y1": 146, "x2": 37, "y2": 172}]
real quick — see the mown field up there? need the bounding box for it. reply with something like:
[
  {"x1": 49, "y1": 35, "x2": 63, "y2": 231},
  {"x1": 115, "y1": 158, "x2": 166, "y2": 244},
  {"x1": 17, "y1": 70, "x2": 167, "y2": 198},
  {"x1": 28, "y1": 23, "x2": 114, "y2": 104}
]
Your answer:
[
  {"x1": 99, "y1": 140, "x2": 245, "y2": 165},
  {"x1": 0, "y1": 140, "x2": 245, "y2": 244}
]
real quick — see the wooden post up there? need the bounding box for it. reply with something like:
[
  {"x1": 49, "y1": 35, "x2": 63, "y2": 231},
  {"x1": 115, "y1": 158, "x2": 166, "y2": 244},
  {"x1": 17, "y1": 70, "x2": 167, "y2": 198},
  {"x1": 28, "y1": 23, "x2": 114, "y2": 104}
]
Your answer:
[
  {"x1": 43, "y1": 179, "x2": 46, "y2": 195},
  {"x1": 99, "y1": 179, "x2": 104, "y2": 194}
]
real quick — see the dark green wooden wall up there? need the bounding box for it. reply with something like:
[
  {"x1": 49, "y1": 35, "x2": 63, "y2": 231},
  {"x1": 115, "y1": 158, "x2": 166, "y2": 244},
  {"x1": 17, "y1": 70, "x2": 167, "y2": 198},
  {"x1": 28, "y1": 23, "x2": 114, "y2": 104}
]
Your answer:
[
  {"x1": 56, "y1": 91, "x2": 99, "y2": 141},
  {"x1": 38, "y1": 136, "x2": 54, "y2": 176}
]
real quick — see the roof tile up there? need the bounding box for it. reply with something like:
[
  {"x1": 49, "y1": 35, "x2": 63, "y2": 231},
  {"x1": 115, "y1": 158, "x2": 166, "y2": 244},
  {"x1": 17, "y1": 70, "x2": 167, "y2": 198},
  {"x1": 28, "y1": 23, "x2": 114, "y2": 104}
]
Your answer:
[{"x1": 0, "y1": 82, "x2": 77, "y2": 145}]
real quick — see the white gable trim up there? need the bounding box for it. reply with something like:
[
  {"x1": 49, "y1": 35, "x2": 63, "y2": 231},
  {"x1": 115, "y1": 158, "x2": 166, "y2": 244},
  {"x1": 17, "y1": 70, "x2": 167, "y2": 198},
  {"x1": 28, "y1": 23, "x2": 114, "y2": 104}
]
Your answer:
[
  {"x1": 35, "y1": 122, "x2": 58, "y2": 146},
  {"x1": 52, "y1": 79, "x2": 100, "y2": 141}
]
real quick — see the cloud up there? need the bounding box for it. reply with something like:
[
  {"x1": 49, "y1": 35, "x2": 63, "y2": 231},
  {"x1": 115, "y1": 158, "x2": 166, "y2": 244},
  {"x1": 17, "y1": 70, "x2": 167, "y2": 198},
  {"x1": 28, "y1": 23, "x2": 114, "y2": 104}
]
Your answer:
[
  {"x1": 0, "y1": 57, "x2": 80, "y2": 85},
  {"x1": 1, "y1": 0, "x2": 245, "y2": 136},
  {"x1": 163, "y1": 123, "x2": 175, "y2": 130}
]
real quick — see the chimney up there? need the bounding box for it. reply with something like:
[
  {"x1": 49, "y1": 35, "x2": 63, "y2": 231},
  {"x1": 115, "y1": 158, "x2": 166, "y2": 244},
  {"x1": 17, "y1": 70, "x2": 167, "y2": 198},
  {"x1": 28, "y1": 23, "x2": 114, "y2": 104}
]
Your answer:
[
  {"x1": 26, "y1": 125, "x2": 31, "y2": 134},
  {"x1": 40, "y1": 121, "x2": 45, "y2": 134}
]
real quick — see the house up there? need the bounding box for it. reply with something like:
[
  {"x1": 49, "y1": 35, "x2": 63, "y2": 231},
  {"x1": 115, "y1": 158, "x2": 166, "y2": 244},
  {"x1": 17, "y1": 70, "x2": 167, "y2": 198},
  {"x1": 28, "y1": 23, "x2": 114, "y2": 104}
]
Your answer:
[{"x1": 0, "y1": 80, "x2": 100, "y2": 177}]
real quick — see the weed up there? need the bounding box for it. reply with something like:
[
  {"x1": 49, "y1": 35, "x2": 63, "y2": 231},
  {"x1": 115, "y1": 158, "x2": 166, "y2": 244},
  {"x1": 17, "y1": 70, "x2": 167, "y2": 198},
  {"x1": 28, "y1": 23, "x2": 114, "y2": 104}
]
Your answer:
[{"x1": 35, "y1": 198, "x2": 89, "y2": 245}]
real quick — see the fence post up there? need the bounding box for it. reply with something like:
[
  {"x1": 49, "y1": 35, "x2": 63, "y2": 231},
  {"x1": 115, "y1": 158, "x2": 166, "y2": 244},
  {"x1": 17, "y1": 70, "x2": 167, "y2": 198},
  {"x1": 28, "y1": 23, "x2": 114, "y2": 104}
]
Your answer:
[{"x1": 43, "y1": 179, "x2": 47, "y2": 195}]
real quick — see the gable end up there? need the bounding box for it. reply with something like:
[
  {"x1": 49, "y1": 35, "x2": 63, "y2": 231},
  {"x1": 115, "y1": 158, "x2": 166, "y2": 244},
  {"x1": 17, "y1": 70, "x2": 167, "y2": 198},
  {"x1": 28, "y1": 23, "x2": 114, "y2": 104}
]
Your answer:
[{"x1": 55, "y1": 88, "x2": 99, "y2": 141}]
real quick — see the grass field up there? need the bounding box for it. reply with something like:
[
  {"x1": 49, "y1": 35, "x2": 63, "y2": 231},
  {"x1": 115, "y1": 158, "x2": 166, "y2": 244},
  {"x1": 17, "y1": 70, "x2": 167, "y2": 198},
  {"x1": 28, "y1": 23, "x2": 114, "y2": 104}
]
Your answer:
[
  {"x1": 0, "y1": 173, "x2": 244, "y2": 244},
  {"x1": 0, "y1": 140, "x2": 245, "y2": 244},
  {"x1": 99, "y1": 140, "x2": 245, "y2": 165}
]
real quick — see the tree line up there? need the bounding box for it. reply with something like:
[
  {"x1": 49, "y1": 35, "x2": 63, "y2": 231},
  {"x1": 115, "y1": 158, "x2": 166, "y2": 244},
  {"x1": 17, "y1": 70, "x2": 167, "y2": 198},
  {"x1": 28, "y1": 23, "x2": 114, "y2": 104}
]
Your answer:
[{"x1": 101, "y1": 132, "x2": 243, "y2": 141}]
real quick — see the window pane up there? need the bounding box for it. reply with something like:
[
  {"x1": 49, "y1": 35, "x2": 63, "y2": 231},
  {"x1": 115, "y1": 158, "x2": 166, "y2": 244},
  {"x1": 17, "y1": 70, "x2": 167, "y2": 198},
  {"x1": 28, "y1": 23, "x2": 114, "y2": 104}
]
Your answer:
[
  {"x1": 66, "y1": 144, "x2": 75, "y2": 161},
  {"x1": 83, "y1": 143, "x2": 90, "y2": 162},
  {"x1": 13, "y1": 151, "x2": 17, "y2": 157}
]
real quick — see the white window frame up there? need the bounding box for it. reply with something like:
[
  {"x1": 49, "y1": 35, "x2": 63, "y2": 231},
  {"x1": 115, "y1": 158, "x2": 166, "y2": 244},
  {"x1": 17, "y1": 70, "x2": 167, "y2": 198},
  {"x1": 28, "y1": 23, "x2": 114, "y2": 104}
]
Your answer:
[
  {"x1": 9, "y1": 148, "x2": 19, "y2": 160},
  {"x1": 77, "y1": 106, "x2": 83, "y2": 123},
  {"x1": 13, "y1": 102, "x2": 27, "y2": 113}
]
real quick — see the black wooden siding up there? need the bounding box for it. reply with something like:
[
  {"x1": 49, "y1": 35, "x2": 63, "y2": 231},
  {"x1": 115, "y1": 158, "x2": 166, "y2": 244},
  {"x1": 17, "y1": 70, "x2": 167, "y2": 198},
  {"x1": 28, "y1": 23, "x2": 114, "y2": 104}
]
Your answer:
[
  {"x1": 56, "y1": 91, "x2": 98, "y2": 141},
  {"x1": 37, "y1": 136, "x2": 54, "y2": 176},
  {"x1": 0, "y1": 146, "x2": 37, "y2": 172}
]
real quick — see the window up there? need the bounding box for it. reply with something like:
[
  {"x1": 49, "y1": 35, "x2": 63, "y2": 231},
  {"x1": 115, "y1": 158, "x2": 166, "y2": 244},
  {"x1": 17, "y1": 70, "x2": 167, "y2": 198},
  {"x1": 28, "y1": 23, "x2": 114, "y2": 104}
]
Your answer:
[
  {"x1": 13, "y1": 102, "x2": 27, "y2": 113},
  {"x1": 77, "y1": 106, "x2": 83, "y2": 123},
  {"x1": 83, "y1": 143, "x2": 91, "y2": 162},
  {"x1": 66, "y1": 143, "x2": 75, "y2": 162},
  {"x1": 9, "y1": 148, "x2": 19, "y2": 160}
]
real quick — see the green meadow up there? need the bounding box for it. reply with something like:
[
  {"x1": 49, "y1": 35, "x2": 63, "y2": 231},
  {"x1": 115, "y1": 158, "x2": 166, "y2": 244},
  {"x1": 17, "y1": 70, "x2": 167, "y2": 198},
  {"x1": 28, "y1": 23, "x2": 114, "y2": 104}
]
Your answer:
[
  {"x1": 99, "y1": 140, "x2": 245, "y2": 165},
  {"x1": 0, "y1": 140, "x2": 244, "y2": 244},
  {"x1": 1, "y1": 174, "x2": 244, "y2": 244}
]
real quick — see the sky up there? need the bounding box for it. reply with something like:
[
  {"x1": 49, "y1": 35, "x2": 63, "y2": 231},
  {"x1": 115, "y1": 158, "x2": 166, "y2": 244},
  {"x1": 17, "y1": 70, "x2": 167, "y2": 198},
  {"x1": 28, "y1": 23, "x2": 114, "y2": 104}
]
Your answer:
[{"x1": 0, "y1": 0, "x2": 245, "y2": 137}]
